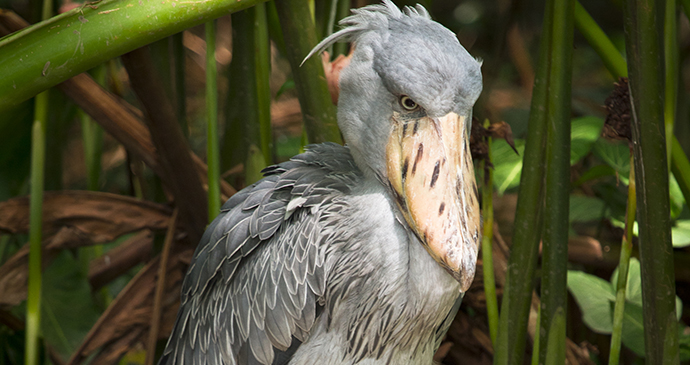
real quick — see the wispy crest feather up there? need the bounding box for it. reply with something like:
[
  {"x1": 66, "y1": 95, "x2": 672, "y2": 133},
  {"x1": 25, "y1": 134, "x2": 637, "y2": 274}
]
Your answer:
[{"x1": 301, "y1": 0, "x2": 431, "y2": 65}]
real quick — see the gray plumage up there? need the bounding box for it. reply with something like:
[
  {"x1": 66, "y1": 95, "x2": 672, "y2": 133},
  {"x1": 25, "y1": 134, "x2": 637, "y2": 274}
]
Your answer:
[{"x1": 159, "y1": 1, "x2": 482, "y2": 364}]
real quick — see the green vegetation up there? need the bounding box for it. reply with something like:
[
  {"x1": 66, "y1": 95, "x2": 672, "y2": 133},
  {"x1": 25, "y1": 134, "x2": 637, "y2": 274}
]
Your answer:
[{"x1": 0, "y1": 0, "x2": 688, "y2": 364}]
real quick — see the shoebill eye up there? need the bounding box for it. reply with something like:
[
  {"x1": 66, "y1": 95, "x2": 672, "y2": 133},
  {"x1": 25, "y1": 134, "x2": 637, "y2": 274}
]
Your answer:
[{"x1": 399, "y1": 95, "x2": 419, "y2": 111}]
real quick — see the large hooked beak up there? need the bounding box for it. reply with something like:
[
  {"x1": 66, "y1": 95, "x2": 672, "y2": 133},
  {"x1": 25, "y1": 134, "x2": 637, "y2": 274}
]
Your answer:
[{"x1": 386, "y1": 112, "x2": 481, "y2": 292}]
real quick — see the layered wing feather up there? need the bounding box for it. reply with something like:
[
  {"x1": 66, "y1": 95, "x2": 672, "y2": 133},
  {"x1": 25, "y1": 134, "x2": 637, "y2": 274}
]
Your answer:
[{"x1": 159, "y1": 143, "x2": 360, "y2": 365}]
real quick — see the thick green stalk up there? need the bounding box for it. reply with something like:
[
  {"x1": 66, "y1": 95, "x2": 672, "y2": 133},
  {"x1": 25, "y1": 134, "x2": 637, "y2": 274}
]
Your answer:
[
  {"x1": 222, "y1": 5, "x2": 270, "y2": 180},
  {"x1": 574, "y1": 1, "x2": 628, "y2": 79},
  {"x1": 332, "y1": 0, "x2": 351, "y2": 58},
  {"x1": 25, "y1": 2, "x2": 52, "y2": 364},
  {"x1": 609, "y1": 156, "x2": 636, "y2": 365},
  {"x1": 624, "y1": 0, "x2": 679, "y2": 362},
  {"x1": 544, "y1": 308, "x2": 566, "y2": 365},
  {"x1": 0, "y1": 0, "x2": 267, "y2": 111},
  {"x1": 206, "y1": 20, "x2": 220, "y2": 221},
  {"x1": 481, "y1": 120, "x2": 498, "y2": 345},
  {"x1": 254, "y1": 3, "x2": 272, "y2": 164},
  {"x1": 275, "y1": 0, "x2": 341, "y2": 144},
  {"x1": 539, "y1": 0, "x2": 574, "y2": 363},
  {"x1": 664, "y1": 0, "x2": 678, "y2": 166},
  {"x1": 26, "y1": 90, "x2": 48, "y2": 365},
  {"x1": 494, "y1": 1, "x2": 553, "y2": 363}
]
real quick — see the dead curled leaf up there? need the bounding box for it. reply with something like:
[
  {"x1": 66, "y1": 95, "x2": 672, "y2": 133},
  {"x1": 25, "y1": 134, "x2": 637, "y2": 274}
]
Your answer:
[
  {"x1": 0, "y1": 191, "x2": 171, "y2": 240},
  {"x1": 68, "y1": 248, "x2": 193, "y2": 365},
  {"x1": 0, "y1": 191, "x2": 171, "y2": 308},
  {"x1": 469, "y1": 119, "x2": 518, "y2": 164}
]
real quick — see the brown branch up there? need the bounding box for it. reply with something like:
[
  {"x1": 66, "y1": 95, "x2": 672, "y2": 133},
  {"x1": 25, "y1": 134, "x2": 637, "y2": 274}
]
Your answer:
[
  {"x1": 146, "y1": 209, "x2": 178, "y2": 365},
  {"x1": 121, "y1": 46, "x2": 207, "y2": 244},
  {"x1": 88, "y1": 230, "x2": 155, "y2": 290}
]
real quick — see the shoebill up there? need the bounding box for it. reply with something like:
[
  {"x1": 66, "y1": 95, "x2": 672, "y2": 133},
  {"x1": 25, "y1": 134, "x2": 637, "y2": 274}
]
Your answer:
[{"x1": 160, "y1": 1, "x2": 482, "y2": 364}]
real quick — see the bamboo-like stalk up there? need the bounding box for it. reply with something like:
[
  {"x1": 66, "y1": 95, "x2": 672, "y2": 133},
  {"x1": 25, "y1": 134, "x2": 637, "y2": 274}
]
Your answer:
[
  {"x1": 494, "y1": 0, "x2": 553, "y2": 362},
  {"x1": 623, "y1": 0, "x2": 679, "y2": 362},
  {"x1": 121, "y1": 47, "x2": 208, "y2": 245},
  {"x1": 481, "y1": 120, "x2": 498, "y2": 345},
  {"x1": 574, "y1": 1, "x2": 627, "y2": 79},
  {"x1": 26, "y1": 90, "x2": 48, "y2": 365},
  {"x1": 0, "y1": 0, "x2": 267, "y2": 111},
  {"x1": 332, "y1": 0, "x2": 351, "y2": 58},
  {"x1": 544, "y1": 307, "x2": 566, "y2": 364},
  {"x1": 222, "y1": 5, "x2": 271, "y2": 182},
  {"x1": 25, "y1": 1, "x2": 52, "y2": 364},
  {"x1": 538, "y1": 0, "x2": 574, "y2": 363},
  {"x1": 609, "y1": 156, "x2": 637, "y2": 365},
  {"x1": 275, "y1": 0, "x2": 342, "y2": 144},
  {"x1": 254, "y1": 3, "x2": 272, "y2": 164},
  {"x1": 206, "y1": 20, "x2": 221, "y2": 221},
  {"x1": 664, "y1": 0, "x2": 678, "y2": 166}
]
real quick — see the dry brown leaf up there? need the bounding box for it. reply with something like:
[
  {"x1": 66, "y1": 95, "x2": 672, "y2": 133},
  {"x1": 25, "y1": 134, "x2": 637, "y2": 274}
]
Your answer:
[
  {"x1": 68, "y1": 248, "x2": 193, "y2": 365},
  {"x1": 89, "y1": 230, "x2": 155, "y2": 290},
  {"x1": 0, "y1": 191, "x2": 171, "y2": 240},
  {"x1": 0, "y1": 226, "x2": 92, "y2": 307}
]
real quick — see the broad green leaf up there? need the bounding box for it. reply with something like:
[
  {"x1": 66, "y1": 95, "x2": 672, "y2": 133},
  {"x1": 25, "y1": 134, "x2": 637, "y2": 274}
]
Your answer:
[
  {"x1": 569, "y1": 195, "x2": 606, "y2": 223},
  {"x1": 567, "y1": 270, "x2": 615, "y2": 333},
  {"x1": 572, "y1": 164, "x2": 617, "y2": 187},
  {"x1": 41, "y1": 251, "x2": 101, "y2": 359},
  {"x1": 621, "y1": 302, "x2": 645, "y2": 357},
  {"x1": 570, "y1": 116, "x2": 604, "y2": 165},
  {"x1": 491, "y1": 139, "x2": 525, "y2": 194},
  {"x1": 611, "y1": 257, "x2": 642, "y2": 306},
  {"x1": 593, "y1": 139, "x2": 630, "y2": 185},
  {"x1": 611, "y1": 258, "x2": 683, "y2": 319},
  {"x1": 672, "y1": 220, "x2": 690, "y2": 248}
]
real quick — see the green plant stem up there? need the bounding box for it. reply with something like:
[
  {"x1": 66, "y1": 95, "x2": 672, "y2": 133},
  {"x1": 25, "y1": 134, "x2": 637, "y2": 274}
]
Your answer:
[
  {"x1": 495, "y1": 1, "x2": 553, "y2": 363},
  {"x1": 25, "y1": 2, "x2": 52, "y2": 363},
  {"x1": 609, "y1": 156, "x2": 636, "y2": 365},
  {"x1": 26, "y1": 89, "x2": 48, "y2": 365},
  {"x1": 222, "y1": 5, "x2": 270, "y2": 181},
  {"x1": 539, "y1": 0, "x2": 574, "y2": 363},
  {"x1": 665, "y1": 0, "x2": 678, "y2": 167},
  {"x1": 544, "y1": 307, "x2": 566, "y2": 365},
  {"x1": 575, "y1": 0, "x2": 690, "y2": 225},
  {"x1": 624, "y1": 0, "x2": 679, "y2": 362},
  {"x1": 332, "y1": 0, "x2": 350, "y2": 58},
  {"x1": 275, "y1": 0, "x2": 341, "y2": 144},
  {"x1": 481, "y1": 120, "x2": 498, "y2": 345},
  {"x1": 574, "y1": 1, "x2": 628, "y2": 79},
  {"x1": 0, "y1": 0, "x2": 267, "y2": 111},
  {"x1": 206, "y1": 20, "x2": 220, "y2": 222},
  {"x1": 254, "y1": 3, "x2": 272, "y2": 164}
]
